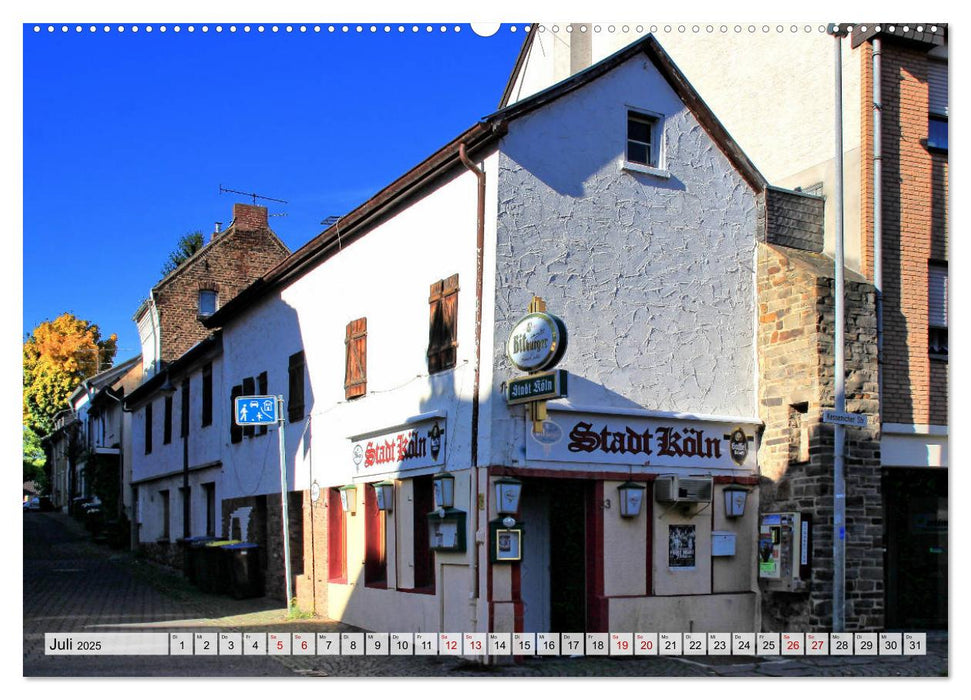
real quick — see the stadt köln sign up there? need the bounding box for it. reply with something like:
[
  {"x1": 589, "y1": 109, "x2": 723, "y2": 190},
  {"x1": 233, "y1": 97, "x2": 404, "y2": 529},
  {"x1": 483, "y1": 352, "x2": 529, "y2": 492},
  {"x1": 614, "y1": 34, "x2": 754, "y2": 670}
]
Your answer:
[{"x1": 526, "y1": 412, "x2": 757, "y2": 470}]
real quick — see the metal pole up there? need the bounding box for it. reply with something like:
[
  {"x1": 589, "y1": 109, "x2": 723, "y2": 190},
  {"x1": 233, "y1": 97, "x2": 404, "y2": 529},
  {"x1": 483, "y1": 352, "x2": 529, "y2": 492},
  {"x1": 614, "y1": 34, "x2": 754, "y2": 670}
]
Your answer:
[
  {"x1": 832, "y1": 27, "x2": 847, "y2": 632},
  {"x1": 277, "y1": 395, "x2": 293, "y2": 611}
]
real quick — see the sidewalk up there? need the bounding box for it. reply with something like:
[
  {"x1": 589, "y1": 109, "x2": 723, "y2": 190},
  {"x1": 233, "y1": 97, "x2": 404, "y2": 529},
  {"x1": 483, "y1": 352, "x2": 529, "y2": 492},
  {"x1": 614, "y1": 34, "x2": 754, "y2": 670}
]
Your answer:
[{"x1": 24, "y1": 511, "x2": 948, "y2": 678}]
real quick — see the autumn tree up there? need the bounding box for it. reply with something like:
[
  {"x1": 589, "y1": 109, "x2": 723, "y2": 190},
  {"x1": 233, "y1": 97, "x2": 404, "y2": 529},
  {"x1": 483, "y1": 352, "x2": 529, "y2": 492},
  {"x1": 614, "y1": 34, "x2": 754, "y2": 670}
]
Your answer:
[
  {"x1": 23, "y1": 313, "x2": 118, "y2": 437},
  {"x1": 160, "y1": 231, "x2": 205, "y2": 277}
]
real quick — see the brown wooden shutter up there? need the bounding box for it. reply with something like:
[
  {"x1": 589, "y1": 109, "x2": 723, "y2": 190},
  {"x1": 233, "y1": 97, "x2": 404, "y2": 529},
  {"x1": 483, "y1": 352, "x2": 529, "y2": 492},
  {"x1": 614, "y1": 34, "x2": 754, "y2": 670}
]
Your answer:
[
  {"x1": 427, "y1": 274, "x2": 459, "y2": 373},
  {"x1": 230, "y1": 384, "x2": 243, "y2": 443},
  {"x1": 345, "y1": 318, "x2": 367, "y2": 399},
  {"x1": 288, "y1": 351, "x2": 305, "y2": 422}
]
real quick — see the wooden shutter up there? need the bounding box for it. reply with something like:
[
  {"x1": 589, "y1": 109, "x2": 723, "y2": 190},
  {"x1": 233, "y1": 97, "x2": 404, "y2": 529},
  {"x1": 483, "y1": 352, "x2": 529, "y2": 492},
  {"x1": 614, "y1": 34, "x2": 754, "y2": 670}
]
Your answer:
[
  {"x1": 257, "y1": 371, "x2": 268, "y2": 435},
  {"x1": 242, "y1": 377, "x2": 256, "y2": 437},
  {"x1": 163, "y1": 396, "x2": 173, "y2": 444},
  {"x1": 145, "y1": 402, "x2": 153, "y2": 454},
  {"x1": 180, "y1": 378, "x2": 190, "y2": 438},
  {"x1": 345, "y1": 318, "x2": 367, "y2": 399},
  {"x1": 288, "y1": 351, "x2": 305, "y2": 422},
  {"x1": 427, "y1": 274, "x2": 459, "y2": 373},
  {"x1": 201, "y1": 363, "x2": 213, "y2": 427},
  {"x1": 230, "y1": 384, "x2": 243, "y2": 444}
]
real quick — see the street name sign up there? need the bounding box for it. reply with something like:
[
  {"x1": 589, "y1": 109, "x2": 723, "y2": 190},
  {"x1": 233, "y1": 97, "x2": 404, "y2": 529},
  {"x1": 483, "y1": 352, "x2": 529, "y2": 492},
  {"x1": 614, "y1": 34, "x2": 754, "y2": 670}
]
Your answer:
[
  {"x1": 821, "y1": 410, "x2": 868, "y2": 428},
  {"x1": 506, "y1": 370, "x2": 568, "y2": 406},
  {"x1": 234, "y1": 395, "x2": 279, "y2": 426}
]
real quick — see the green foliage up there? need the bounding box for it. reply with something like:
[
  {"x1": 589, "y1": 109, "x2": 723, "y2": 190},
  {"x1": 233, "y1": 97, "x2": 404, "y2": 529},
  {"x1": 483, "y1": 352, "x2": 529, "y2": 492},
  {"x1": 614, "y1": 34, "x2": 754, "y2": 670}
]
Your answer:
[
  {"x1": 23, "y1": 313, "x2": 118, "y2": 436},
  {"x1": 160, "y1": 231, "x2": 205, "y2": 277},
  {"x1": 23, "y1": 425, "x2": 47, "y2": 489},
  {"x1": 88, "y1": 451, "x2": 121, "y2": 517}
]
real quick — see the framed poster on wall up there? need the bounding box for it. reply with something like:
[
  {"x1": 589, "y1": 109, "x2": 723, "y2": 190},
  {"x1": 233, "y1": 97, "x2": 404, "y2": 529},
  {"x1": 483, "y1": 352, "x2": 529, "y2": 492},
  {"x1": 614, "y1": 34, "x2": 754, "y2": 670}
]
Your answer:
[{"x1": 668, "y1": 524, "x2": 696, "y2": 569}]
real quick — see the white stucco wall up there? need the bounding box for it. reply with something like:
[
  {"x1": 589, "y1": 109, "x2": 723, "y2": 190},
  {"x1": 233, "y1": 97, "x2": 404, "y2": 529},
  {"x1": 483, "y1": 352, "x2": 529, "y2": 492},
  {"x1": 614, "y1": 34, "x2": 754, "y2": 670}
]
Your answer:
[
  {"x1": 509, "y1": 27, "x2": 865, "y2": 270},
  {"x1": 492, "y1": 54, "x2": 760, "y2": 468},
  {"x1": 219, "y1": 154, "x2": 494, "y2": 500}
]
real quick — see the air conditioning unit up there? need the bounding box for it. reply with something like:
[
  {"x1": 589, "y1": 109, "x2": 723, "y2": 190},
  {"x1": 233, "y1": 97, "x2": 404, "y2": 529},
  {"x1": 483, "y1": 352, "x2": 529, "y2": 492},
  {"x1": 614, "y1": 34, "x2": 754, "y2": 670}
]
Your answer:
[{"x1": 654, "y1": 475, "x2": 713, "y2": 504}]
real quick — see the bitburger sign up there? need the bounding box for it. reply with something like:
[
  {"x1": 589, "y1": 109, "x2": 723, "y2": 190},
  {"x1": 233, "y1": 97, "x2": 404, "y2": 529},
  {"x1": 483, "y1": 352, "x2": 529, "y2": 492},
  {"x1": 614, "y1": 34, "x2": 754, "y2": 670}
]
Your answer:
[{"x1": 506, "y1": 311, "x2": 568, "y2": 372}]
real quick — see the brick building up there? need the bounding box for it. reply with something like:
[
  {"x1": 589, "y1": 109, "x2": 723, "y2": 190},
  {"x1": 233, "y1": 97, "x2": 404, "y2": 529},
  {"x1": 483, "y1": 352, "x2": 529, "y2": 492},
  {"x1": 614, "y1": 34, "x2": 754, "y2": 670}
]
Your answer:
[{"x1": 133, "y1": 203, "x2": 290, "y2": 374}]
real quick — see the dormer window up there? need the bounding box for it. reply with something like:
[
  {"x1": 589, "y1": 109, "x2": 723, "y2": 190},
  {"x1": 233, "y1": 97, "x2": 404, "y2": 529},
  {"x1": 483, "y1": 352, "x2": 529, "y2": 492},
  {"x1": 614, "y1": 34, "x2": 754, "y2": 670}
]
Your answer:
[{"x1": 198, "y1": 290, "x2": 218, "y2": 317}]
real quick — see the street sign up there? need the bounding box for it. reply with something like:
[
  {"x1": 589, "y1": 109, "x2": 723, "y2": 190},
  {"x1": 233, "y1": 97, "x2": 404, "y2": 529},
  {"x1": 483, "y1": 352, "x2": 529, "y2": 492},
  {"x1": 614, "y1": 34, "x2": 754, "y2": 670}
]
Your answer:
[
  {"x1": 506, "y1": 370, "x2": 568, "y2": 406},
  {"x1": 821, "y1": 410, "x2": 868, "y2": 428},
  {"x1": 234, "y1": 395, "x2": 279, "y2": 426}
]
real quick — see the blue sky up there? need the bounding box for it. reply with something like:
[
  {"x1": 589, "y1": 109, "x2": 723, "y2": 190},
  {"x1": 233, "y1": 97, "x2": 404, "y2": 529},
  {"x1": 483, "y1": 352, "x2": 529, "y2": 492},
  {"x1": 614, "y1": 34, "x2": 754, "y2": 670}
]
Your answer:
[{"x1": 22, "y1": 22, "x2": 526, "y2": 360}]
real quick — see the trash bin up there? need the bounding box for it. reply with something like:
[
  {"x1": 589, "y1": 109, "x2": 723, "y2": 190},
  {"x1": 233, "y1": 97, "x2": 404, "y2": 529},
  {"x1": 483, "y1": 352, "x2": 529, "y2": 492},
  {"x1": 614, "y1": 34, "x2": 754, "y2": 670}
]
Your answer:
[
  {"x1": 223, "y1": 543, "x2": 264, "y2": 600},
  {"x1": 197, "y1": 539, "x2": 240, "y2": 593},
  {"x1": 182, "y1": 536, "x2": 217, "y2": 584}
]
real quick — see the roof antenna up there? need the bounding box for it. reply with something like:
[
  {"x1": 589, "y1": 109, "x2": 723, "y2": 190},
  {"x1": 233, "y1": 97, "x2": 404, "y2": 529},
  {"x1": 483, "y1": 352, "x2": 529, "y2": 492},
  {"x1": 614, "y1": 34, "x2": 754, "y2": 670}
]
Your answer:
[
  {"x1": 321, "y1": 215, "x2": 343, "y2": 250},
  {"x1": 219, "y1": 184, "x2": 288, "y2": 206}
]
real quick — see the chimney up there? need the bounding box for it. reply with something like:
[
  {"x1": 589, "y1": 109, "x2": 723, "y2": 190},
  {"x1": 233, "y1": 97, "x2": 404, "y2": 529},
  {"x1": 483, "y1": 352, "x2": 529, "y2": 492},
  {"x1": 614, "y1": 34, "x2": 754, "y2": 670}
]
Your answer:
[
  {"x1": 211, "y1": 221, "x2": 222, "y2": 242},
  {"x1": 232, "y1": 203, "x2": 269, "y2": 231}
]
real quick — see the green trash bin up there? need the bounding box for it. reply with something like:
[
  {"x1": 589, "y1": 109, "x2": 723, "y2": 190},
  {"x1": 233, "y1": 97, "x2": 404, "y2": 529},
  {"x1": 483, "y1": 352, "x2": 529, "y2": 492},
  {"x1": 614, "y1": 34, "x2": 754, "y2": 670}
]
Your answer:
[
  {"x1": 197, "y1": 539, "x2": 240, "y2": 593},
  {"x1": 223, "y1": 543, "x2": 264, "y2": 599}
]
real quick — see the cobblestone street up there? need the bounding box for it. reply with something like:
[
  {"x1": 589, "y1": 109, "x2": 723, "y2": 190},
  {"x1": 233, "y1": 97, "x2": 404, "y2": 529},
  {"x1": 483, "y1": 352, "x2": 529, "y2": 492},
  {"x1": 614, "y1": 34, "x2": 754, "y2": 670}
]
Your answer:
[{"x1": 23, "y1": 511, "x2": 948, "y2": 679}]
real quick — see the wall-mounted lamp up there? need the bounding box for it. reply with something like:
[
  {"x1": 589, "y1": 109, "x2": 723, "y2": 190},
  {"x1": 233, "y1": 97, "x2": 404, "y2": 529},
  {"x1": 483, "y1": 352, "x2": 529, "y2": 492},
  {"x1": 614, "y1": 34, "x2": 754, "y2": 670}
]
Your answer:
[
  {"x1": 159, "y1": 374, "x2": 177, "y2": 398},
  {"x1": 723, "y1": 486, "x2": 749, "y2": 518},
  {"x1": 617, "y1": 481, "x2": 647, "y2": 518},
  {"x1": 374, "y1": 480, "x2": 394, "y2": 513},
  {"x1": 432, "y1": 472, "x2": 455, "y2": 510},
  {"x1": 338, "y1": 485, "x2": 357, "y2": 514},
  {"x1": 494, "y1": 477, "x2": 522, "y2": 518}
]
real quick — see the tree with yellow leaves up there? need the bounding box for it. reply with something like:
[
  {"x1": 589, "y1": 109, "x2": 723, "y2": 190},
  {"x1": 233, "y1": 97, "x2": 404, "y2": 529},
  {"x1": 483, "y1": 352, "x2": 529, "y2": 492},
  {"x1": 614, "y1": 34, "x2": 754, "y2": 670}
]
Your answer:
[{"x1": 23, "y1": 313, "x2": 118, "y2": 437}]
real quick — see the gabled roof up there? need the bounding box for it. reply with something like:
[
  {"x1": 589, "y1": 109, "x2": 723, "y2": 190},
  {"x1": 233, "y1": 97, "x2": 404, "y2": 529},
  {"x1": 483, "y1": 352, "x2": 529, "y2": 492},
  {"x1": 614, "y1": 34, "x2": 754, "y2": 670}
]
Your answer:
[
  {"x1": 68, "y1": 355, "x2": 142, "y2": 406},
  {"x1": 205, "y1": 33, "x2": 766, "y2": 328}
]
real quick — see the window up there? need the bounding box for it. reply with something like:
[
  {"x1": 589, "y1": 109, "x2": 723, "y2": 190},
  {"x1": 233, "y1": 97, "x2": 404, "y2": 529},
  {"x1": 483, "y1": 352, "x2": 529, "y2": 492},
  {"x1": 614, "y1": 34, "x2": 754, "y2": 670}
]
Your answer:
[
  {"x1": 242, "y1": 376, "x2": 255, "y2": 438},
  {"x1": 364, "y1": 485, "x2": 387, "y2": 588},
  {"x1": 145, "y1": 402, "x2": 153, "y2": 454},
  {"x1": 163, "y1": 396, "x2": 173, "y2": 444},
  {"x1": 929, "y1": 262, "x2": 948, "y2": 359},
  {"x1": 288, "y1": 351, "x2": 306, "y2": 422},
  {"x1": 626, "y1": 110, "x2": 659, "y2": 168},
  {"x1": 428, "y1": 275, "x2": 459, "y2": 373},
  {"x1": 198, "y1": 290, "x2": 218, "y2": 317},
  {"x1": 344, "y1": 318, "x2": 367, "y2": 400},
  {"x1": 180, "y1": 377, "x2": 190, "y2": 438},
  {"x1": 203, "y1": 482, "x2": 216, "y2": 537},
  {"x1": 328, "y1": 488, "x2": 347, "y2": 583},
  {"x1": 230, "y1": 384, "x2": 243, "y2": 444},
  {"x1": 201, "y1": 363, "x2": 213, "y2": 427},
  {"x1": 927, "y1": 61, "x2": 948, "y2": 151},
  {"x1": 160, "y1": 489, "x2": 170, "y2": 541},
  {"x1": 788, "y1": 403, "x2": 810, "y2": 464}
]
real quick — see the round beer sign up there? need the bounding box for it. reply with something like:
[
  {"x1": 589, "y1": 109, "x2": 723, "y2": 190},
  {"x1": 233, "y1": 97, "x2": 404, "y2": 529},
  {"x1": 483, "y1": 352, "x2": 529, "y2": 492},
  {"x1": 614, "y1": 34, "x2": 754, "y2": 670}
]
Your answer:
[{"x1": 507, "y1": 312, "x2": 568, "y2": 372}]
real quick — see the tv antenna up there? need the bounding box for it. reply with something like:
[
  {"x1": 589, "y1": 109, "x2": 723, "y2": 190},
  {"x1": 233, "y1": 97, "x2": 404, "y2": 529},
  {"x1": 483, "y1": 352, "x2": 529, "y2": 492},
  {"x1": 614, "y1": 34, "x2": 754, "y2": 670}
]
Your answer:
[{"x1": 219, "y1": 184, "x2": 288, "y2": 206}]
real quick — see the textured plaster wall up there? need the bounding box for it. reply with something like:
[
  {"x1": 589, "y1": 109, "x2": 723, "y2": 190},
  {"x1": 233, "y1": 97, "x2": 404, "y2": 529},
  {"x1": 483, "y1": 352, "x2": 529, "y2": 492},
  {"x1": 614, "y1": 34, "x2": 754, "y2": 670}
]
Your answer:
[{"x1": 493, "y1": 56, "x2": 759, "y2": 465}]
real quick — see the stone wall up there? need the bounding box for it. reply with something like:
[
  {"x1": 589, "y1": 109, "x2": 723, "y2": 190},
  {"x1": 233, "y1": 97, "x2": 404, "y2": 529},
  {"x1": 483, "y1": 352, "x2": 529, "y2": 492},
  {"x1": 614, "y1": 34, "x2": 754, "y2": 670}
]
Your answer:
[{"x1": 757, "y1": 243, "x2": 882, "y2": 631}]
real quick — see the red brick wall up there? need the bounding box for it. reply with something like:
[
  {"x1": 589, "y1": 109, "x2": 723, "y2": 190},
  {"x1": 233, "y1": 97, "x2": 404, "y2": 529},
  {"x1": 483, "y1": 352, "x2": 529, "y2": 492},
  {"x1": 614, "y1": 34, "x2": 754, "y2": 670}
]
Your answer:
[
  {"x1": 860, "y1": 43, "x2": 948, "y2": 426},
  {"x1": 154, "y1": 207, "x2": 289, "y2": 363}
]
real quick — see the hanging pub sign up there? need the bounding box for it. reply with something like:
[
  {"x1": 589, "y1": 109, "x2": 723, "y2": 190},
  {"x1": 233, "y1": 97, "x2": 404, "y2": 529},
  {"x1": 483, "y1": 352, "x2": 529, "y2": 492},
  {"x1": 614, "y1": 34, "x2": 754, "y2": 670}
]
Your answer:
[
  {"x1": 350, "y1": 418, "x2": 446, "y2": 477},
  {"x1": 506, "y1": 311, "x2": 568, "y2": 372},
  {"x1": 526, "y1": 411, "x2": 757, "y2": 470}
]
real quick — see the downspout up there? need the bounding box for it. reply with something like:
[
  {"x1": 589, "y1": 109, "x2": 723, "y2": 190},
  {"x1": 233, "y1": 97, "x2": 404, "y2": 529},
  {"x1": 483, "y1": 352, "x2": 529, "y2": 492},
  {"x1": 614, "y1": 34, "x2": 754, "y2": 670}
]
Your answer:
[
  {"x1": 872, "y1": 38, "x2": 884, "y2": 411},
  {"x1": 458, "y1": 142, "x2": 485, "y2": 638},
  {"x1": 831, "y1": 27, "x2": 847, "y2": 633}
]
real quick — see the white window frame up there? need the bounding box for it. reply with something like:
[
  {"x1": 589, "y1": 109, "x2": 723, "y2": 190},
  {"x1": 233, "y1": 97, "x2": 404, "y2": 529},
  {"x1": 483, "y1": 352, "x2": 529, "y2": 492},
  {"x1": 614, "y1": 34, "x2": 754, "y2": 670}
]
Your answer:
[{"x1": 622, "y1": 106, "x2": 670, "y2": 179}]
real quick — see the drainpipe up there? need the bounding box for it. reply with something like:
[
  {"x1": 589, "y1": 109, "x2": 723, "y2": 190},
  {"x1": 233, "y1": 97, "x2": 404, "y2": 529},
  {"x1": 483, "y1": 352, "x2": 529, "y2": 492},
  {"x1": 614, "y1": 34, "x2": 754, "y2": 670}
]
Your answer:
[
  {"x1": 872, "y1": 38, "x2": 884, "y2": 410},
  {"x1": 832, "y1": 26, "x2": 847, "y2": 633},
  {"x1": 458, "y1": 142, "x2": 485, "y2": 637}
]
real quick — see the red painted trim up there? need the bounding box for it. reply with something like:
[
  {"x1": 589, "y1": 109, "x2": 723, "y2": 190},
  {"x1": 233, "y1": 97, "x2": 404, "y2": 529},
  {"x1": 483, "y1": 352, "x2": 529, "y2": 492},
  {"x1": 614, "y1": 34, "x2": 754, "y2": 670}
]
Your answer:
[
  {"x1": 491, "y1": 465, "x2": 660, "y2": 482},
  {"x1": 713, "y1": 475, "x2": 759, "y2": 485},
  {"x1": 586, "y1": 482, "x2": 608, "y2": 632},
  {"x1": 510, "y1": 563, "x2": 522, "y2": 633}
]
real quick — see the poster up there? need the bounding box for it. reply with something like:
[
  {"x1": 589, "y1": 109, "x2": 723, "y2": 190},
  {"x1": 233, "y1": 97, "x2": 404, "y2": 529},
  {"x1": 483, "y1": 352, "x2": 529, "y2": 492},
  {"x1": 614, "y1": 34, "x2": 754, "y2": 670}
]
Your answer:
[{"x1": 668, "y1": 525, "x2": 696, "y2": 569}]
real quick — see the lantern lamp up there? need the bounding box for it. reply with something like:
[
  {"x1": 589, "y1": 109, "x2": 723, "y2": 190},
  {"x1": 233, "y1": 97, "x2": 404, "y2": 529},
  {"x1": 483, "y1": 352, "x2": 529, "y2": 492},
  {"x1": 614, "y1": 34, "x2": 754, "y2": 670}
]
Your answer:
[
  {"x1": 494, "y1": 477, "x2": 523, "y2": 516},
  {"x1": 617, "y1": 481, "x2": 647, "y2": 518},
  {"x1": 723, "y1": 486, "x2": 749, "y2": 518},
  {"x1": 374, "y1": 480, "x2": 395, "y2": 513},
  {"x1": 338, "y1": 485, "x2": 357, "y2": 514},
  {"x1": 432, "y1": 472, "x2": 455, "y2": 510}
]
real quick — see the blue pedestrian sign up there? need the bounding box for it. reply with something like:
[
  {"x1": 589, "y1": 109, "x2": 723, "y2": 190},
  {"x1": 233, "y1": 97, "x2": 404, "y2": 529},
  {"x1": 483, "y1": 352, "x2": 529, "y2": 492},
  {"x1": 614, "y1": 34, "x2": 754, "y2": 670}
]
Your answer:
[{"x1": 234, "y1": 395, "x2": 280, "y2": 426}]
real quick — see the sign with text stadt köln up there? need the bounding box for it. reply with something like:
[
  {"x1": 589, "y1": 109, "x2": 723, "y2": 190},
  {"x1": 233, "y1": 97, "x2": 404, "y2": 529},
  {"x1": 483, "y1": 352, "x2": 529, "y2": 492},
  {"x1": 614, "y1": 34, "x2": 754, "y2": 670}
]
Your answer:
[{"x1": 506, "y1": 369, "x2": 568, "y2": 406}]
